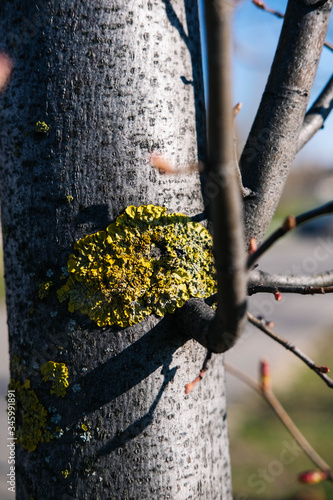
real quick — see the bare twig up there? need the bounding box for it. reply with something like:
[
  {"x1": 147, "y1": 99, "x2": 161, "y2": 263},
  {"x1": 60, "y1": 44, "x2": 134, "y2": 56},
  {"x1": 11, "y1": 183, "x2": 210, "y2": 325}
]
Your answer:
[
  {"x1": 247, "y1": 312, "x2": 333, "y2": 388},
  {"x1": 225, "y1": 361, "x2": 333, "y2": 478},
  {"x1": 252, "y1": 0, "x2": 284, "y2": 18},
  {"x1": 232, "y1": 102, "x2": 253, "y2": 198},
  {"x1": 203, "y1": 0, "x2": 247, "y2": 353},
  {"x1": 185, "y1": 350, "x2": 213, "y2": 394},
  {"x1": 252, "y1": 0, "x2": 333, "y2": 53},
  {"x1": 249, "y1": 269, "x2": 333, "y2": 289},
  {"x1": 247, "y1": 201, "x2": 333, "y2": 269},
  {"x1": 150, "y1": 152, "x2": 202, "y2": 175},
  {"x1": 297, "y1": 74, "x2": 333, "y2": 151},
  {"x1": 248, "y1": 284, "x2": 333, "y2": 296}
]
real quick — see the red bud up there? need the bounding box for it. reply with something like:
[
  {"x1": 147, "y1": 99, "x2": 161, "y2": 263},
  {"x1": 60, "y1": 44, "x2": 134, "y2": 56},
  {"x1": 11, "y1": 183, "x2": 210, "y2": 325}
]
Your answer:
[
  {"x1": 260, "y1": 359, "x2": 271, "y2": 391},
  {"x1": 233, "y1": 102, "x2": 242, "y2": 118},
  {"x1": 249, "y1": 237, "x2": 258, "y2": 255},
  {"x1": 274, "y1": 291, "x2": 282, "y2": 301},
  {"x1": 253, "y1": 0, "x2": 266, "y2": 9},
  {"x1": 298, "y1": 470, "x2": 327, "y2": 484},
  {"x1": 283, "y1": 215, "x2": 297, "y2": 231}
]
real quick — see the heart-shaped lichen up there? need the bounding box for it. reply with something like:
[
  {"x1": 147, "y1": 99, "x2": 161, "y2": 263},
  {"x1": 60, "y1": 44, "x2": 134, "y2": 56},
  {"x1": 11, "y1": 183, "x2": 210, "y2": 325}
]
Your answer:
[{"x1": 57, "y1": 205, "x2": 216, "y2": 327}]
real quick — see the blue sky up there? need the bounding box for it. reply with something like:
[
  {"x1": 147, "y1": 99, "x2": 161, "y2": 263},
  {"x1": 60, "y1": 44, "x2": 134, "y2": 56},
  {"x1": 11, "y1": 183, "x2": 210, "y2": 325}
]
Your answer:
[{"x1": 199, "y1": 0, "x2": 333, "y2": 168}]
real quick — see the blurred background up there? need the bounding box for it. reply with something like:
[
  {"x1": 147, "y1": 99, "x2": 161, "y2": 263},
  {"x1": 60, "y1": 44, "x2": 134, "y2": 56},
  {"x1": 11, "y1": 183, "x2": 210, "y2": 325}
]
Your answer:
[{"x1": 0, "y1": 1, "x2": 333, "y2": 498}]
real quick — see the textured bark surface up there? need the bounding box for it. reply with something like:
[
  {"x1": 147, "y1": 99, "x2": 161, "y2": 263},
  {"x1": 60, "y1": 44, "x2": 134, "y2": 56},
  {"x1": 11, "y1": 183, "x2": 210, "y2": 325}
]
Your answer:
[
  {"x1": 240, "y1": 0, "x2": 333, "y2": 244},
  {"x1": 297, "y1": 73, "x2": 333, "y2": 151},
  {"x1": 0, "y1": 1, "x2": 232, "y2": 499}
]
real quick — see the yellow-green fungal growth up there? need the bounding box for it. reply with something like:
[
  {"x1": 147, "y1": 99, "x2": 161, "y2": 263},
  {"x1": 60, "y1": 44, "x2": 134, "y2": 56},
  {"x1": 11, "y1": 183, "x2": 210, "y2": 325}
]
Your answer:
[
  {"x1": 8, "y1": 379, "x2": 53, "y2": 452},
  {"x1": 41, "y1": 361, "x2": 69, "y2": 398},
  {"x1": 61, "y1": 469, "x2": 69, "y2": 479},
  {"x1": 57, "y1": 204, "x2": 216, "y2": 327},
  {"x1": 35, "y1": 121, "x2": 50, "y2": 133}
]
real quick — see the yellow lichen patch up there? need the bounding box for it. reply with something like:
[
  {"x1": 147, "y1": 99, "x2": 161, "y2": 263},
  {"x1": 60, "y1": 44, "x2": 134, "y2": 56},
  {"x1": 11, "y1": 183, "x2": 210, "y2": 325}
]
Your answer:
[
  {"x1": 8, "y1": 379, "x2": 53, "y2": 452},
  {"x1": 38, "y1": 281, "x2": 53, "y2": 299},
  {"x1": 41, "y1": 361, "x2": 69, "y2": 398},
  {"x1": 61, "y1": 469, "x2": 69, "y2": 479},
  {"x1": 35, "y1": 120, "x2": 50, "y2": 133},
  {"x1": 57, "y1": 204, "x2": 216, "y2": 327}
]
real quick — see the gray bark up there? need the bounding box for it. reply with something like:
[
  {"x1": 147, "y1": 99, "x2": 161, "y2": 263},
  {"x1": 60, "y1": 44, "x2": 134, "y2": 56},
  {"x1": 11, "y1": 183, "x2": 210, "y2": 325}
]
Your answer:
[
  {"x1": 249, "y1": 269, "x2": 333, "y2": 289},
  {"x1": 240, "y1": 0, "x2": 333, "y2": 244},
  {"x1": 297, "y1": 73, "x2": 333, "y2": 151},
  {"x1": 0, "y1": 1, "x2": 232, "y2": 499}
]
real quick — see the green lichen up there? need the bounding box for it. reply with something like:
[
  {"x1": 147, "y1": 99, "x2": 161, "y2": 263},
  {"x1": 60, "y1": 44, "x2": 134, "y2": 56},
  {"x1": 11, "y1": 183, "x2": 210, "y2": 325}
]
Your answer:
[
  {"x1": 57, "y1": 204, "x2": 216, "y2": 327},
  {"x1": 38, "y1": 281, "x2": 53, "y2": 299},
  {"x1": 66, "y1": 195, "x2": 74, "y2": 203},
  {"x1": 8, "y1": 378, "x2": 53, "y2": 452},
  {"x1": 35, "y1": 121, "x2": 50, "y2": 133},
  {"x1": 41, "y1": 361, "x2": 69, "y2": 398}
]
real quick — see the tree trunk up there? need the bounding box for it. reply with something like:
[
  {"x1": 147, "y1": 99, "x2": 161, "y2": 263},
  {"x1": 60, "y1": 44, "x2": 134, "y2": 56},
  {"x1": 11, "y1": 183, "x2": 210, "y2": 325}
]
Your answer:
[{"x1": 0, "y1": 1, "x2": 232, "y2": 498}]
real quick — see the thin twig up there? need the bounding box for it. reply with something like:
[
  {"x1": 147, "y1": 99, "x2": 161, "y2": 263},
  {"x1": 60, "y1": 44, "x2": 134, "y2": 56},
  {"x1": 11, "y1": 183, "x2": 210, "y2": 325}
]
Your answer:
[
  {"x1": 225, "y1": 362, "x2": 333, "y2": 478},
  {"x1": 150, "y1": 152, "x2": 202, "y2": 175},
  {"x1": 247, "y1": 201, "x2": 333, "y2": 269},
  {"x1": 252, "y1": 0, "x2": 283, "y2": 18},
  {"x1": 232, "y1": 102, "x2": 253, "y2": 198},
  {"x1": 249, "y1": 269, "x2": 333, "y2": 289},
  {"x1": 248, "y1": 284, "x2": 333, "y2": 296},
  {"x1": 185, "y1": 350, "x2": 213, "y2": 394},
  {"x1": 252, "y1": 0, "x2": 333, "y2": 52},
  {"x1": 297, "y1": 74, "x2": 333, "y2": 151},
  {"x1": 247, "y1": 312, "x2": 333, "y2": 388}
]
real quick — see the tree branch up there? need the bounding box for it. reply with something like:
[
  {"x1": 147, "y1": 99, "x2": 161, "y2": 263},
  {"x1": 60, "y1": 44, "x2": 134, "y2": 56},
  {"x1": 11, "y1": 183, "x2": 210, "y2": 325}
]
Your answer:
[
  {"x1": 251, "y1": 4, "x2": 333, "y2": 151},
  {"x1": 249, "y1": 269, "x2": 333, "y2": 289},
  {"x1": 203, "y1": 0, "x2": 247, "y2": 353},
  {"x1": 247, "y1": 201, "x2": 333, "y2": 269},
  {"x1": 297, "y1": 74, "x2": 333, "y2": 151},
  {"x1": 240, "y1": 0, "x2": 333, "y2": 245},
  {"x1": 248, "y1": 284, "x2": 333, "y2": 295},
  {"x1": 225, "y1": 362, "x2": 333, "y2": 478},
  {"x1": 247, "y1": 313, "x2": 333, "y2": 388}
]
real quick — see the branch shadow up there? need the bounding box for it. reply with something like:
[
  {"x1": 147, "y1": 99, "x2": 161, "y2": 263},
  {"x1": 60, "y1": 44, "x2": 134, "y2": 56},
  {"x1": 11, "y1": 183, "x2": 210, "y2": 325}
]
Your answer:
[
  {"x1": 306, "y1": 102, "x2": 333, "y2": 121},
  {"x1": 96, "y1": 363, "x2": 177, "y2": 456},
  {"x1": 161, "y1": 0, "x2": 207, "y2": 164},
  {"x1": 65, "y1": 316, "x2": 186, "y2": 426}
]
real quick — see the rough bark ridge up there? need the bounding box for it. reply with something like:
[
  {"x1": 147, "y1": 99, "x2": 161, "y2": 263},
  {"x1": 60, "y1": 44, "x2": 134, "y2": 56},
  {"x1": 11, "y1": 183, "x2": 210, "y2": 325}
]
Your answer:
[{"x1": 0, "y1": 1, "x2": 231, "y2": 499}]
